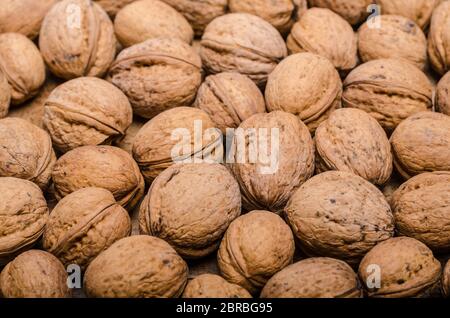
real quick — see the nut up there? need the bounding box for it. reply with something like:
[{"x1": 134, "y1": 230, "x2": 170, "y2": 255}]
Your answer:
[
  {"x1": 260, "y1": 257, "x2": 363, "y2": 298},
  {"x1": 315, "y1": 108, "x2": 393, "y2": 186},
  {"x1": 182, "y1": 274, "x2": 252, "y2": 298},
  {"x1": 217, "y1": 210, "x2": 295, "y2": 294},
  {"x1": 108, "y1": 38, "x2": 202, "y2": 119},
  {"x1": 84, "y1": 235, "x2": 188, "y2": 298},
  {"x1": 139, "y1": 163, "x2": 241, "y2": 259},
  {"x1": 358, "y1": 237, "x2": 442, "y2": 298},
  {"x1": 114, "y1": 118, "x2": 146, "y2": 154},
  {"x1": 0, "y1": 70, "x2": 11, "y2": 118},
  {"x1": 39, "y1": 0, "x2": 116, "y2": 80},
  {"x1": 0, "y1": 250, "x2": 70, "y2": 298},
  {"x1": 285, "y1": 171, "x2": 395, "y2": 265},
  {"x1": 94, "y1": 0, "x2": 136, "y2": 17},
  {"x1": 436, "y1": 71, "x2": 450, "y2": 116},
  {"x1": 443, "y1": 260, "x2": 450, "y2": 298},
  {"x1": 343, "y1": 59, "x2": 433, "y2": 133},
  {"x1": 428, "y1": 1, "x2": 450, "y2": 75},
  {"x1": 307, "y1": 0, "x2": 372, "y2": 26},
  {"x1": 390, "y1": 112, "x2": 450, "y2": 179},
  {"x1": 265, "y1": 53, "x2": 343, "y2": 133},
  {"x1": 43, "y1": 77, "x2": 133, "y2": 153}
]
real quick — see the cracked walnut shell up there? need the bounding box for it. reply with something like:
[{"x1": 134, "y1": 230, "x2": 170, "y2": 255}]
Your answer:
[
  {"x1": 428, "y1": 1, "x2": 450, "y2": 75},
  {"x1": 436, "y1": 71, "x2": 450, "y2": 116},
  {"x1": 182, "y1": 274, "x2": 252, "y2": 298},
  {"x1": 307, "y1": 0, "x2": 372, "y2": 26},
  {"x1": 0, "y1": 70, "x2": 11, "y2": 118}
]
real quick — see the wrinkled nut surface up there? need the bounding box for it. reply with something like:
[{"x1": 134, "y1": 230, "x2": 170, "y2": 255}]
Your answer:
[
  {"x1": 358, "y1": 15, "x2": 428, "y2": 70},
  {"x1": 195, "y1": 72, "x2": 266, "y2": 134},
  {"x1": 308, "y1": 0, "x2": 372, "y2": 25},
  {"x1": 0, "y1": 250, "x2": 70, "y2": 298},
  {"x1": 94, "y1": 0, "x2": 136, "y2": 17},
  {"x1": 218, "y1": 211, "x2": 295, "y2": 294},
  {"x1": 114, "y1": 118, "x2": 145, "y2": 155},
  {"x1": 0, "y1": 70, "x2": 11, "y2": 118},
  {"x1": 428, "y1": 1, "x2": 450, "y2": 75},
  {"x1": 261, "y1": 258, "x2": 362, "y2": 298},
  {"x1": 108, "y1": 38, "x2": 202, "y2": 119},
  {"x1": 0, "y1": 33, "x2": 46, "y2": 105},
  {"x1": 285, "y1": 171, "x2": 395, "y2": 265},
  {"x1": 84, "y1": 235, "x2": 188, "y2": 298},
  {"x1": 229, "y1": 111, "x2": 314, "y2": 212},
  {"x1": 287, "y1": 8, "x2": 358, "y2": 73},
  {"x1": 436, "y1": 71, "x2": 450, "y2": 116},
  {"x1": 343, "y1": 59, "x2": 433, "y2": 132},
  {"x1": 0, "y1": 118, "x2": 56, "y2": 189},
  {"x1": 139, "y1": 163, "x2": 241, "y2": 259},
  {"x1": 182, "y1": 274, "x2": 252, "y2": 298},
  {"x1": 52, "y1": 146, "x2": 145, "y2": 210},
  {"x1": 391, "y1": 172, "x2": 450, "y2": 252},
  {"x1": 43, "y1": 77, "x2": 133, "y2": 153},
  {"x1": 391, "y1": 112, "x2": 450, "y2": 179},
  {"x1": 359, "y1": 237, "x2": 442, "y2": 298},
  {"x1": 443, "y1": 261, "x2": 450, "y2": 298},
  {"x1": 42, "y1": 187, "x2": 131, "y2": 270},
  {"x1": 114, "y1": 0, "x2": 193, "y2": 47},
  {"x1": 0, "y1": 178, "x2": 48, "y2": 265},
  {"x1": 200, "y1": 13, "x2": 287, "y2": 87},
  {"x1": 315, "y1": 108, "x2": 393, "y2": 185},
  {"x1": 265, "y1": 53, "x2": 342, "y2": 132}
]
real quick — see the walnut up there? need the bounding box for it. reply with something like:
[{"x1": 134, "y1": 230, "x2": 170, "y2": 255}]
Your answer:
[
  {"x1": 428, "y1": 1, "x2": 450, "y2": 75},
  {"x1": 114, "y1": 118, "x2": 146, "y2": 155},
  {"x1": 436, "y1": 71, "x2": 450, "y2": 116},
  {"x1": 0, "y1": 70, "x2": 10, "y2": 118},
  {"x1": 358, "y1": 237, "x2": 442, "y2": 298},
  {"x1": 390, "y1": 112, "x2": 450, "y2": 179},
  {"x1": 261, "y1": 258, "x2": 363, "y2": 298},
  {"x1": 84, "y1": 235, "x2": 188, "y2": 298},
  {"x1": 0, "y1": 250, "x2": 70, "y2": 298},
  {"x1": 285, "y1": 171, "x2": 395, "y2": 266},
  {"x1": 139, "y1": 163, "x2": 241, "y2": 259},
  {"x1": 94, "y1": 0, "x2": 136, "y2": 17},
  {"x1": 443, "y1": 260, "x2": 450, "y2": 298},
  {"x1": 182, "y1": 274, "x2": 252, "y2": 298},
  {"x1": 43, "y1": 77, "x2": 133, "y2": 153},
  {"x1": 265, "y1": 53, "x2": 342, "y2": 133},
  {"x1": 343, "y1": 59, "x2": 433, "y2": 133},
  {"x1": 108, "y1": 38, "x2": 202, "y2": 119},
  {"x1": 307, "y1": 0, "x2": 373, "y2": 26}
]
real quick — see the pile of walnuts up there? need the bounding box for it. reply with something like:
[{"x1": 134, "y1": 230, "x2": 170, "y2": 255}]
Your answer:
[{"x1": 0, "y1": 0, "x2": 449, "y2": 299}]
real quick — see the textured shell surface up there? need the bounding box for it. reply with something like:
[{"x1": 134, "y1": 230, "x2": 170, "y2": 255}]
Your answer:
[
  {"x1": 436, "y1": 71, "x2": 450, "y2": 116},
  {"x1": 428, "y1": 1, "x2": 450, "y2": 75},
  {"x1": 307, "y1": 0, "x2": 373, "y2": 25},
  {"x1": 94, "y1": 0, "x2": 136, "y2": 17},
  {"x1": 182, "y1": 274, "x2": 252, "y2": 298},
  {"x1": 0, "y1": 70, "x2": 11, "y2": 118}
]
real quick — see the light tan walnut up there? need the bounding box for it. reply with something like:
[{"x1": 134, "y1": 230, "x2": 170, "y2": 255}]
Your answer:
[
  {"x1": 182, "y1": 274, "x2": 252, "y2": 298},
  {"x1": 307, "y1": 0, "x2": 373, "y2": 26},
  {"x1": 428, "y1": 1, "x2": 450, "y2": 75},
  {"x1": 436, "y1": 71, "x2": 450, "y2": 116},
  {"x1": 0, "y1": 70, "x2": 11, "y2": 118},
  {"x1": 94, "y1": 0, "x2": 136, "y2": 17}
]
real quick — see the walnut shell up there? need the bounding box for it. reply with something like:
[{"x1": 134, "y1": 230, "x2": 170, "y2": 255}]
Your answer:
[
  {"x1": 0, "y1": 250, "x2": 70, "y2": 298},
  {"x1": 195, "y1": 72, "x2": 266, "y2": 134},
  {"x1": 0, "y1": 178, "x2": 48, "y2": 265},
  {"x1": 0, "y1": 33, "x2": 46, "y2": 105},
  {"x1": 307, "y1": 0, "x2": 372, "y2": 26},
  {"x1": 0, "y1": 70, "x2": 11, "y2": 118},
  {"x1": 43, "y1": 77, "x2": 133, "y2": 153},
  {"x1": 260, "y1": 258, "x2": 363, "y2": 298},
  {"x1": 52, "y1": 145, "x2": 145, "y2": 210},
  {"x1": 287, "y1": 8, "x2": 358, "y2": 74},
  {"x1": 391, "y1": 172, "x2": 450, "y2": 252},
  {"x1": 182, "y1": 274, "x2": 252, "y2": 298},
  {"x1": 39, "y1": 0, "x2": 116, "y2": 80},
  {"x1": 0, "y1": 118, "x2": 56, "y2": 189},
  {"x1": 315, "y1": 108, "x2": 393, "y2": 185},
  {"x1": 285, "y1": 171, "x2": 395, "y2": 266},
  {"x1": 228, "y1": 111, "x2": 314, "y2": 212},
  {"x1": 94, "y1": 0, "x2": 136, "y2": 17},
  {"x1": 218, "y1": 211, "x2": 295, "y2": 294},
  {"x1": 200, "y1": 13, "x2": 287, "y2": 87},
  {"x1": 139, "y1": 163, "x2": 241, "y2": 259},
  {"x1": 265, "y1": 53, "x2": 343, "y2": 133},
  {"x1": 428, "y1": 1, "x2": 450, "y2": 75},
  {"x1": 436, "y1": 71, "x2": 450, "y2": 116},
  {"x1": 443, "y1": 260, "x2": 450, "y2": 298},
  {"x1": 108, "y1": 38, "x2": 202, "y2": 119},
  {"x1": 114, "y1": 0, "x2": 193, "y2": 48},
  {"x1": 343, "y1": 59, "x2": 433, "y2": 133},
  {"x1": 390, "y1": 112, "x2": 450, "y2": 179},
  {"x1": 114, "y1": 117, "x2": 146, "y2": 155},
  {"x1": 84, "y1": 235, "x2": 188, "y2": 298},
  {"x1": 358, "y1": 237, "x2": 442, "y2": 298}
]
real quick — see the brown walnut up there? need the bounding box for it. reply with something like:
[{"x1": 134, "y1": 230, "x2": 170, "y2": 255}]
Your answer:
[
  {"x1": 307, "y1": 0, "x2": 373, "y2": 26},
  {"x1": 94, "y1": 0, "x2": 136, "y2": 17},
  {"x1": 436, "y1": 71, "x2": 450, "y2": 116},
  {"x1": 182, "y1": 274, "x2": 252, "y2": 298},
  {"x1": 0, "y1": 70, "x2": 11, "y2": 118},
  {"x1": 428, "y1": 1, "x2": 450, "y2": 75},
  {"x1": 443, "y1": 260, "x2": 450, "y2": 298}
]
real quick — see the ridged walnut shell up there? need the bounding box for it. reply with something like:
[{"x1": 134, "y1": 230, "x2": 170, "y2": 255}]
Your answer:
[
  {"x1": 108, "y1": 38, "x2": 202, "y2": 119},
  {"x1": 195, "y1": 72, "x2": 266, "y2": 134},
  {"x1": 443, "y1": 260, "x2": 450, "y2": 298},
  {"x1": 52, "y1": 146, "x2": 145, "y2": 210},
  {"x1": 200, "y1": 13, "x2": 287, "y2": 87},
  {"x1": 287, "y1": 8, "x2": 358, "y2": 73},
  {"x1": 261, "y1": 258, "x2": 363, "y2": 298},
  {"x1": 0, "y1": 250, "x2": 70, "y2": 298},
  {"x1": 42, "y1": 187, "x2": 131, "y2": 270},
  {"x1": 0, "y1": 70, "x2": 11, "y2": 118},
  {"x1": 182, "y1": 274, "x2": 252, "y2": 298},
  {"x1": 265, "y1": 53, "x2": 343, "y2": 133},
  {"x1": 0, "y1": 118, "x2": 56, "y2": 189},
  {"x1": 428, "y1": 1, "x2": 450, "y2": 75},
  {"x1": 436, "y1": 71, "x2": 450, "y2": 116},
  {"x1": 218, "y1": 211, "x2": 295, "y2": 294},
  {"x1": 343, "y1": 59, "x2": 433, "y2": 133},
  {"x1": 315, "y1": 108, "x2": 393, "y2": 185},
  {"x1": 139, "y1": 163, "x2": 241, "y2": 259},
  {"x1": 114, "y1": 0, "x2": 193, "y2": 48},
  {"x1": 358, "y1": 237, "x2": 442, "y2": 298},
  {"x1": 285, "y1": 171, "x2": 395, "y2": 266},
  {"x1": 0, "y1": 178, "x2": 48, "y2": 265},
  {"x1": 390, "y1": 112, "x2": 450, "y2": 179},
  {"x1": 84, "y1": 235, "x2": 188, "y2": 298},
  {"x1": 307, "y1": 0, "x2": 372, "y2": 26},
  {"x1": 43, "y1": 77, "x2": 133, "y2": 153},
  {"x1": 94, "y1": 0, "x2": 136, "y2": 17},
  {"x1": 0, "y1": 33, "x2": 45, "y2": 105}
]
